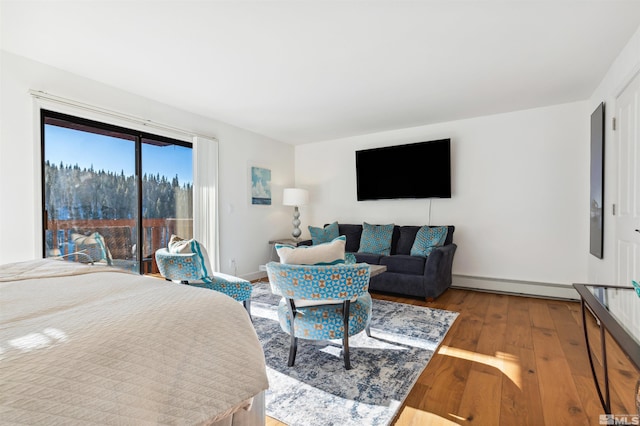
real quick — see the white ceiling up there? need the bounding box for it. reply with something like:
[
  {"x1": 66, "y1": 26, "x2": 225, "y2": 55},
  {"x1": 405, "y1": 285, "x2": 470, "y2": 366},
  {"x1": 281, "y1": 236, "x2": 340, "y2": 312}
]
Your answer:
[{"x1": 2, "y1": 1, "x2": 640, "y2": 145}]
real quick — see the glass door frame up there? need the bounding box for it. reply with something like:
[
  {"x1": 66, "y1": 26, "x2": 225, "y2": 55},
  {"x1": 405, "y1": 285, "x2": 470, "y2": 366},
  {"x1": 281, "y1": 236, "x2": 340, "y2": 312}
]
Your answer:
[{"x1": 40, "y1": 109, "x2": 192, "y2": 273}]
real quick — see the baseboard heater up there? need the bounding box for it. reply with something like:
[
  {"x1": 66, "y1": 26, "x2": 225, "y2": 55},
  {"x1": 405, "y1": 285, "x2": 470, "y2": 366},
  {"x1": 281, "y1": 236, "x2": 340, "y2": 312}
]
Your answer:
[{"x1": 452, "y1": 274, "x2": 579, "y2": 300}]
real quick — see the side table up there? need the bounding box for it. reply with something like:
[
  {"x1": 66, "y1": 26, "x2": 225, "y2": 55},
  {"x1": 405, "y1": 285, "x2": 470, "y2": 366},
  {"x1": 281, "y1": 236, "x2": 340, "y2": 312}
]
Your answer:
[
  {"x1": 267, "y1": 238, "x2": 309, "y2": 261},
  {"x1": 268, "y1": 238, "x2": 308, "y2": 246},
  {"x1": 573, "y1": 283, "x2": 639, "y2": 416}
]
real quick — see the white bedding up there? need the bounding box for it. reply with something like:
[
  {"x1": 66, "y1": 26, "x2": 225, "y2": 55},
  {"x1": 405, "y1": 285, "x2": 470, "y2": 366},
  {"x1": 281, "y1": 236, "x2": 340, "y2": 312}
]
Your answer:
[{"x1": 0, "y1": 259, "x2": 269, "y2": 425}]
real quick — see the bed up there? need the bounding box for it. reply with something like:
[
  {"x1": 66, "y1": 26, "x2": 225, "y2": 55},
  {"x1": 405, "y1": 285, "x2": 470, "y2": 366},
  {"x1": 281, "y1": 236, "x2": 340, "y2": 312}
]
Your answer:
[{"x1": 0, "y1": 259, "x2": 269, "y2": 425}]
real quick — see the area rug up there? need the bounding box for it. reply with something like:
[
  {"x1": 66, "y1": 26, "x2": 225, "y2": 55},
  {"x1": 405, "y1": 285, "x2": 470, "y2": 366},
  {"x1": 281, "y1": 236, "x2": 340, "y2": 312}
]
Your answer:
[{"x1": 251, "y1": 282, "x2": 459, "y2": 426}]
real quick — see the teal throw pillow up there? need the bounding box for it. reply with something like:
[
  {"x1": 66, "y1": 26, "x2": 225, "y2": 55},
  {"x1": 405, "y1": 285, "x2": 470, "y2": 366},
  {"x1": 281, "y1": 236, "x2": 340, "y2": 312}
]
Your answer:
[
  {"x1": 410, "y1": 226, "x2": 448, "y2": 257},
  {"x1": 70, "y1": 232, "x2": 113, "y2": 265},
  {"x1": 358, "y1": 222, "x2": 394, "y2": 255},
  {"x1": 308, "y1": 221, "x2": 340, "y2": 245}
]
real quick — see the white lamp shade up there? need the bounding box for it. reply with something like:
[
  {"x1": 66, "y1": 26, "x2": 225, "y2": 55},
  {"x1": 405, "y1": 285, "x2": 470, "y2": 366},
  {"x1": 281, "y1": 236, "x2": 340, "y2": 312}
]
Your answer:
[{"x1": 283, "y1": 188, "x2": 309, "y2": 206}]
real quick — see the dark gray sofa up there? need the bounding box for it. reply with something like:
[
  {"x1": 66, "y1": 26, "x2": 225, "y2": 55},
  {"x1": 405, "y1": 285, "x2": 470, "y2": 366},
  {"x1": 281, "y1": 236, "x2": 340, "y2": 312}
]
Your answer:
[{"x1": 308, "y1": 223, "x2": 457, "y2": 300}]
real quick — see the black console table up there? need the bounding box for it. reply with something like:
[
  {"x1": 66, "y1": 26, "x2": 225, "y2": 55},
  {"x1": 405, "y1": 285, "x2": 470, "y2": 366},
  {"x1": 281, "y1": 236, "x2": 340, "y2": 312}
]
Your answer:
[{"x1": 574, "y1": 284, "x2": 640, "y2": 416}]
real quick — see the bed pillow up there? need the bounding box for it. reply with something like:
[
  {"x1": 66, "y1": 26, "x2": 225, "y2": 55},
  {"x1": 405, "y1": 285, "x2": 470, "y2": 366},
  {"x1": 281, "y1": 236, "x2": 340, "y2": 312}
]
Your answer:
[
  {"x1": 358, "y1": 222, "x2": 394, "y2": 255},
  {"x1": 168, "y1": 234, "x2": 213, "y2": 279},
  {"x1": 275, "y1": 235, "x2": 346, "y2": 265},
  {"x1": 70, "y1": 232, "x2": 112, "y2": 265},
  {"x1": 410, "y1": 226, "x2": 448, "y2": 257},
  {"x1": 308, "y1": 221, "x2": 340, "y2": 245}
]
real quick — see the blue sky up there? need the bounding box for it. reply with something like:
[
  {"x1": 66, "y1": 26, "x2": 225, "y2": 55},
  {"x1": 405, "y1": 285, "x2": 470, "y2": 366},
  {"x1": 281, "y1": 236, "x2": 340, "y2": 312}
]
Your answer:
[{"x1": 45, "y1": 125, "x2": 193, "y2": 184}]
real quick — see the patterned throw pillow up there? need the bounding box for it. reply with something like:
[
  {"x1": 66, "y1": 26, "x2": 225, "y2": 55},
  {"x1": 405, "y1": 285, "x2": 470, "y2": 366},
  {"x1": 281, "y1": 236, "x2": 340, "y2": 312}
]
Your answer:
[
  {"x1": 358, "y1": 222, "x2": 394, "y2": 255},
  {"x1": 308, "y1": 221, "x2": 339, "y2": 245},
  {"x1": 276, "y1": 235, "x2": 346, "y2": 265},
  {"x1": 410, "y1": 226, "x2": 448, "y2": 257},
  {"x1": 70, "y1": 232, "x2": 112, "y2": 265},
  {"x1": 168, "y1": 234, "x2": 213, "y2": 279}
]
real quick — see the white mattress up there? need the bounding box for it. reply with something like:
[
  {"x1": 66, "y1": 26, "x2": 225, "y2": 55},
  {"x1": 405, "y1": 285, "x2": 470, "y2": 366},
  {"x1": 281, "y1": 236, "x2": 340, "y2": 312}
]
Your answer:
[{"x1": 0, "y1": 259, "x2": 269, "y2": 425}]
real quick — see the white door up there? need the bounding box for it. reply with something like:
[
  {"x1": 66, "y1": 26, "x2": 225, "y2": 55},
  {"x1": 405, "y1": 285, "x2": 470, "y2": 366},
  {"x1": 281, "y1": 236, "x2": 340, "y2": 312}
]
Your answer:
[{"x1": 615, "y1": 71, "x2": 640, "y2": 286}]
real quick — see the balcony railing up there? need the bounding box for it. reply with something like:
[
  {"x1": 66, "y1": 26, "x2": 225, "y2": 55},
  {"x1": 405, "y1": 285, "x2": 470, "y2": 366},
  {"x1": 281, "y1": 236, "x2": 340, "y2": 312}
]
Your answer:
[{"x1": 46, "y1": 218, "x2": 193, "y2": 273}]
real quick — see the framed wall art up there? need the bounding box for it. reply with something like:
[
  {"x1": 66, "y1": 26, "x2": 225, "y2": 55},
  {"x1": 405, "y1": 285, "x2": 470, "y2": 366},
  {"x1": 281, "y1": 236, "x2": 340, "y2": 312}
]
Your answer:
[{"x1": 250, "y1": 166, "x2": 272, "y2": 205}]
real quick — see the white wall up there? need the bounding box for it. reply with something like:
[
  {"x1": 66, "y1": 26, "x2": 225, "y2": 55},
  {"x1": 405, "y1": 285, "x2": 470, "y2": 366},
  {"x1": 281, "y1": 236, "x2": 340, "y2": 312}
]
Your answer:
[
  {"x1": 0, "y1": 51, "x2": 294, "y2": 277},
  {"x1": 295, "y1": 102, "x2": 590, "y2": 298},
  {"x1": 588, "y1": 25, "x2": 640, "y2": 285}
]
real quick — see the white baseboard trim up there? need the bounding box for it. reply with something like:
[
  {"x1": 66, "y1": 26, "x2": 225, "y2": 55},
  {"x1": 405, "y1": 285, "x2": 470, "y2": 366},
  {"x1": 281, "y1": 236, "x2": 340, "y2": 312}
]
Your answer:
[
  {"x1": 241, "y1": 270, "x2": 580, "y2": 300},
  {"x1": 242, "y1": 270, "x2": 267, "y2": 282},
  {"x1": 452, "y1": 274, "x2": 579, "y2": 300}
]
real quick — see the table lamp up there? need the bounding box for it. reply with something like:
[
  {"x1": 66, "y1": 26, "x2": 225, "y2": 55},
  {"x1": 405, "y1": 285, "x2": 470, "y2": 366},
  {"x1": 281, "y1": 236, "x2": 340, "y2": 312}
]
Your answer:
[{"x1": 283, "y1": 188, "x2": 309, "y2": 239}]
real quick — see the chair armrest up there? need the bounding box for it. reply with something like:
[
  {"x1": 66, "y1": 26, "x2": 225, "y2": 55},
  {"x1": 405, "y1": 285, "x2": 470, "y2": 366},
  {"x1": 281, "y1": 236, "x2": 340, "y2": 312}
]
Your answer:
[
  {"x1": 423, "y1": 243, "x2": 457, "y2": 287},
  {"x1": 155, "y1": 249, "x2": 202, "y2": 281}
]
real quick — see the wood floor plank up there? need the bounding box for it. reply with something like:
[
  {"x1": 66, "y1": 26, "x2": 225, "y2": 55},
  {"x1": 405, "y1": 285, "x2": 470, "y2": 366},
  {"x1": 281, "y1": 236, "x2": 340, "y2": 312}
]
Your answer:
[
  {"x1": 471, "y1": 293, "x2": 508, "y2": 377},
  {"x1": 504, "y1": 296, "x2": 534, "y2": 349},
  {"x1": 499, "y1": 344, "x2": 545, "y2": 426},
  {"x1": 393, "y1": 406, "x2": 459, "y2": 426},
  {"x1": 407, "y1": 354, "x2": 471, "y2": 423},
  {"x1": 457, "y1": 368, "x2": 502, "y2": 424},
  {"x1": 528, "y1": 298, "x2": 555, "y2": 330},
  {"x1": 547, "y1": 301, "x2": 593, "y2": 378},
  {"x1": 412, "y1": 291, "x2": 488, "y2": 422},
  {"x1": 531, "y1": 326, "x2": 589, "y2": 425}
]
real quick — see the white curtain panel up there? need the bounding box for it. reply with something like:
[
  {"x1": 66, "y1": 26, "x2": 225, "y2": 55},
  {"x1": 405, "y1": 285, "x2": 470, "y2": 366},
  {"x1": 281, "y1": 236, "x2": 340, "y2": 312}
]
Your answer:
[{"x1": 193, "y1": 136, "x2": 220, "y2": 272}]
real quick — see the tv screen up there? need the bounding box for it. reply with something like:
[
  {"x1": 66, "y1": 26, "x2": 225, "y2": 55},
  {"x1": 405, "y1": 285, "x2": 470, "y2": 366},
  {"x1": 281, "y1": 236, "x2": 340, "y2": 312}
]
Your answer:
[{"x1": 356, "y1": 139, "x2": 451, "y2": 200}]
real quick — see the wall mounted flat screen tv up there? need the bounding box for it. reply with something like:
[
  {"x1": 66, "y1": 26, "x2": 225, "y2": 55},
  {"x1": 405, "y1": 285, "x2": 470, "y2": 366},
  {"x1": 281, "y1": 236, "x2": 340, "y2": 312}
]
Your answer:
[{"x1": 356, "y1": 139, "x2": 451, "y2": 200}]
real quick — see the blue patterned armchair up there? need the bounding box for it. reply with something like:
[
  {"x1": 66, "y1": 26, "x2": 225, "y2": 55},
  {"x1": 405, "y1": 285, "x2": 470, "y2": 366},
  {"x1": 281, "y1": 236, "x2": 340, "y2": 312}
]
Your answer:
[
  {"x1": 155, "y1": 248, "x2": 253, "y2": 317},
  {"x1": 266, "y1": 261, "x2": 372, "y2": 370}
]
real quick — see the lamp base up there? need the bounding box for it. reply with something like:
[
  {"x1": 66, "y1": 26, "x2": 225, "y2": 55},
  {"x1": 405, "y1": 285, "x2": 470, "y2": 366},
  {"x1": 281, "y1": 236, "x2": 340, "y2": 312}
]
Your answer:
[{"x1": 291, "y1": 206, "x2": 301, "y2": 239}]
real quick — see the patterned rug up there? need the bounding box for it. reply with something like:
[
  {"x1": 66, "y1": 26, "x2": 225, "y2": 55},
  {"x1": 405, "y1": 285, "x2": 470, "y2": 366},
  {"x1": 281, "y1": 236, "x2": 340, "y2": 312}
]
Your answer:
[{"x1": 251, "y1": 281, "x2": 459, "y2": 426}]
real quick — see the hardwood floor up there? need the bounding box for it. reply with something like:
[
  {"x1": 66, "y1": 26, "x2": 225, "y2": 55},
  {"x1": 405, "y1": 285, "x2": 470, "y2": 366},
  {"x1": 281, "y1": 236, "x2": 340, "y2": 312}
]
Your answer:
[{"x1": 265, "y1": 287, "x2": 640, "y2": 426}]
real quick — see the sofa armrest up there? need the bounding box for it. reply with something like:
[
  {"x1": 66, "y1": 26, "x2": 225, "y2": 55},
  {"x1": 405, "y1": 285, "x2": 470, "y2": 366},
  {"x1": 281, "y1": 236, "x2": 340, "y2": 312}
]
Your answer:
[{"x1": 423, "y1": 243, "x2": 457, "y2": 291}]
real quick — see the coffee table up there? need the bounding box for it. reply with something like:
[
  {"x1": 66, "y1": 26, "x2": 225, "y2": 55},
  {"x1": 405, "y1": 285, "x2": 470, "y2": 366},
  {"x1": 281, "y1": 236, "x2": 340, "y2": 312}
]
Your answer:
[{"x1": 369, "y1": 264, "x2": 387, "y2": 277}]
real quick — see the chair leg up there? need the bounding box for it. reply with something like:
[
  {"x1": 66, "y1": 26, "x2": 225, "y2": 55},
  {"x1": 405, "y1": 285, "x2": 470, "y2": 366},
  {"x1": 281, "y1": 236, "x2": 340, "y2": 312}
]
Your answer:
[
  {"x1": 365, "y1": 325, "x2": 371, "y2": 338},
  {"x1": 343, "y1": 300, "x2": 351, "y2": 370},
  {"x1": 343, "y1": 335, "x2": 351, "y2": 370},
  {"x1": 286, "y1": 298, "x2": 298, "y2": 367},
  {"x1": 288, "y1": 335, "x2": 298, "y2": 367}
]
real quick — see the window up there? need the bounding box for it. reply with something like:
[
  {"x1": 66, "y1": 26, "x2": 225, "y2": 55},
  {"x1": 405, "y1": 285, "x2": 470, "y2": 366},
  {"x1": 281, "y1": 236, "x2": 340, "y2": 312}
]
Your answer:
[{"x1": 42, "y1": 110, "x2": 193, "y2": 273}]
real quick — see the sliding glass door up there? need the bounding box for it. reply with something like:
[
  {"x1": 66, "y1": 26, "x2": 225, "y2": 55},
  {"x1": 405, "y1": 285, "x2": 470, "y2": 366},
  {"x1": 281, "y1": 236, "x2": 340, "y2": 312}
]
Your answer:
[
  {"x1": 141, "y1": 138, "x2": 193, "y2": 268},
  {"x1": 42, "y1": 110, "x2": 192, "y2": 273}
]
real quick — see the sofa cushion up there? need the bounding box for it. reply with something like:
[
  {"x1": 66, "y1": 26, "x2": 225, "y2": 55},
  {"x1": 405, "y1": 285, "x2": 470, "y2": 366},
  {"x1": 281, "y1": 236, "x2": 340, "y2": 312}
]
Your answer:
[
  {"x1": 276, "y1": 235, "x2": 346, "y2": 265},
  {"x1": 380, "y1": 255, "x2": 426, "y2": 275},
  {"x1": 308, "y1": 221, "x2": 339, "y2": 245},
  {"x1": 396, "y1": 226, "x2": 421, "y2": 255},
  {"x1": 337, "y1": 224, "x2": 363, "y2": 253},
  {"x1": 353, "y1": 252, "x2": 383, "y2": 265},
  {"x1": 410, "y1": 226, "x2": 448, "y2": 257},
  {"x1": 390, "y1": 226, "x2": 402, "y2": 255},
  {"x1": 358, "y1": 222, "x2": 394, "y2": 255}
]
